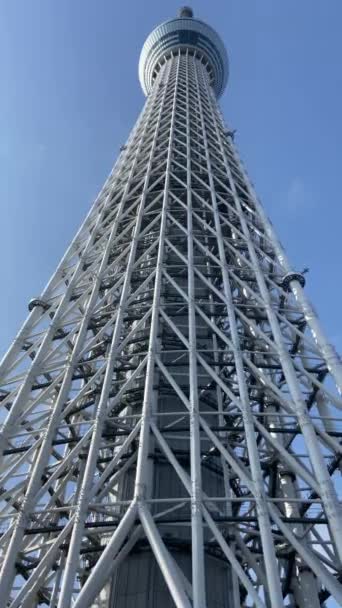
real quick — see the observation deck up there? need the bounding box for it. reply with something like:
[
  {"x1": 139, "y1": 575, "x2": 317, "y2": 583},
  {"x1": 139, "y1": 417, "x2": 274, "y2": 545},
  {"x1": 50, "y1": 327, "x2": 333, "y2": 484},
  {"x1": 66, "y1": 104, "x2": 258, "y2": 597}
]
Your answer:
[{"x1": 139, "y1": 7, "x2": 229, "y2": 98}]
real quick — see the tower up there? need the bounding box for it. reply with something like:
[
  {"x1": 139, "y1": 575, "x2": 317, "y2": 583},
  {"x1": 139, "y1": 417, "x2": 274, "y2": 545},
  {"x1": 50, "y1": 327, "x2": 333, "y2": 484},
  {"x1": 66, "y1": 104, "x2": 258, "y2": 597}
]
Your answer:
[{"x1": 0, "y1": 5, "x2": 342, "y2": 607}]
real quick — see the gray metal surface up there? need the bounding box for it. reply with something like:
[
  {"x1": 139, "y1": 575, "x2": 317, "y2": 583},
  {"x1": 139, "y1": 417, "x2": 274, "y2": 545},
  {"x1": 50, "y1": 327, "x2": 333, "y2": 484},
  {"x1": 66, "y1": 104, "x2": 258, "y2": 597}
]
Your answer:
[
  {"x1": 139, "y1": 12, "x2": 228, "y2": 97},
  {"x1": 0, "y1": 9, "x2": 341, "y2": 608}
]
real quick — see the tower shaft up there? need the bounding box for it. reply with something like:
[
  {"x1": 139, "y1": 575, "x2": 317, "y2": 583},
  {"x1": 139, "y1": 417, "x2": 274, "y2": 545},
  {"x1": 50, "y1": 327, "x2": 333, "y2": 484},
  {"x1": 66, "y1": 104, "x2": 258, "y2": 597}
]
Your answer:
[{"x1": 1, "y1": 11, "x2": 342, "y2": 608}]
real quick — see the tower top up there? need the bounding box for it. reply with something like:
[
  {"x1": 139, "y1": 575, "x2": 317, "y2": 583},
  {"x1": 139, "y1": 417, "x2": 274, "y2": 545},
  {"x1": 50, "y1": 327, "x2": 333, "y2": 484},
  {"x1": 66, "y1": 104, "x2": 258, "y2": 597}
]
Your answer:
[
  {"x1": 139, "y1": 10, "x2": 228, "y2": 98},
  {"x1": 178, "y1": 7, "x2": 193, "y2": 18}
]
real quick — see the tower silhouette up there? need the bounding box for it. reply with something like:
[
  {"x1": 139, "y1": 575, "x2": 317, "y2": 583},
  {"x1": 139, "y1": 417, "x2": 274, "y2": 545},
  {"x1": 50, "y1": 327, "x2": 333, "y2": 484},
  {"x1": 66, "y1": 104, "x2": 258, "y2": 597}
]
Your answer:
[{"x1": 0, "y1": 7, "x2": 342, "y2": 608}]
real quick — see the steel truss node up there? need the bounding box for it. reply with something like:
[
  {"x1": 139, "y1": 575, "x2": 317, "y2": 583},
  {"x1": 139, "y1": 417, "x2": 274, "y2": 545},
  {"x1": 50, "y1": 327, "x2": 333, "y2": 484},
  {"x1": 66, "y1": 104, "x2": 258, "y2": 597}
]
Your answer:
[{"x1": 0, "y1": 10, "x2": 342, "y2": 608}]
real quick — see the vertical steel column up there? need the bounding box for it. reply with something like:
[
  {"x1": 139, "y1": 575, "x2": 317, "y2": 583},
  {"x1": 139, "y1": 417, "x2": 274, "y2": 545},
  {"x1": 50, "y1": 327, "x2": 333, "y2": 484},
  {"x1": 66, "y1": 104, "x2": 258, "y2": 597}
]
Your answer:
[
  {"x1": 134, "y1": 51, "x2": 192, "y2": 608},
  {"x1": 133, "y1": 54, "x2": 178, "y2": 505},
  {"x1": 194, "y1": 57, "x2": 283, "y2": 608},
  {"x1": 279, "y1": 469, "x2": 321, "y2": 608},
  {"x1": 185, "y1": 51, "x2": 207, "y2": 608}
]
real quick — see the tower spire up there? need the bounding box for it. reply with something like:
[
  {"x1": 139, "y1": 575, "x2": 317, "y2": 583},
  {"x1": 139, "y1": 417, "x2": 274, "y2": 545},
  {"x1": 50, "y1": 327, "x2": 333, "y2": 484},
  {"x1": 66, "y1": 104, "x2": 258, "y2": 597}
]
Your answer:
[
  {"x1": 178, "y1": 6, "x2": 194, "y2": 18},
  {"x1": 0, "y1": 9, "x2": 341, "y2": 608}
]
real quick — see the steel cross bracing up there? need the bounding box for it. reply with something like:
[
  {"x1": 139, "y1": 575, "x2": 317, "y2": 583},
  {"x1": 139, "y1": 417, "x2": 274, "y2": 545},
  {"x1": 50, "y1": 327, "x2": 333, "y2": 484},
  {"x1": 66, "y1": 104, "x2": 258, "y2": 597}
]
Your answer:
[{"x1": 0, "y1": 49, "x2": 342, "y2": 608}]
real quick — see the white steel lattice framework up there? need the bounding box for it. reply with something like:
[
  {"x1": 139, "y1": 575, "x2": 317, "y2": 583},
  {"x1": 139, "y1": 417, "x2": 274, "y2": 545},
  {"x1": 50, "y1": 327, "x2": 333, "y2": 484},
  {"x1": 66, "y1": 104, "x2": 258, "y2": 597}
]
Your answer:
[{"x1": 0, "y1": 7, "x2": 342, "y2": 608}]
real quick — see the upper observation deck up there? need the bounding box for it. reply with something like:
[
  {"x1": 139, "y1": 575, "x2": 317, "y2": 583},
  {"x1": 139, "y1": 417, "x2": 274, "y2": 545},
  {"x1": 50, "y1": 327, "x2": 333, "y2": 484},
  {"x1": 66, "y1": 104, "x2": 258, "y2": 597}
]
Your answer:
[{"x1": 139, "y1": 7, "x2": 229, "y2": 98}]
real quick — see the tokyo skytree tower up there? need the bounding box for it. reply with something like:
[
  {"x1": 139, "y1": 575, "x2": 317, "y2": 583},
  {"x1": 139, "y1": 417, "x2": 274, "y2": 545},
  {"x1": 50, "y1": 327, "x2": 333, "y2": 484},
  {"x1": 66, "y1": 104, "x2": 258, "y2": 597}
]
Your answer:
[{"x1": 1, "y1": 6, "x2": 342, "y2": 608}]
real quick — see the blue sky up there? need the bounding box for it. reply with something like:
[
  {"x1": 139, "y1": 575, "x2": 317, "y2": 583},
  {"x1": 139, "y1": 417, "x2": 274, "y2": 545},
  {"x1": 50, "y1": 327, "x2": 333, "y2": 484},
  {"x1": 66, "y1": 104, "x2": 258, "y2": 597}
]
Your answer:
[{"x1": 0, "y1": 0, "x2": 341, "y2": 361}]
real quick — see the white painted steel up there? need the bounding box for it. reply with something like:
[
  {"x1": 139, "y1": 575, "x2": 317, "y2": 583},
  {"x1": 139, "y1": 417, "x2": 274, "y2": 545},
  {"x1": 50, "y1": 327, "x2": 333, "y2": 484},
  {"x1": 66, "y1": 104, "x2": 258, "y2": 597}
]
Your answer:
[{"x1": 0, "y1": 10, "x2": 341, "y2": 608}]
